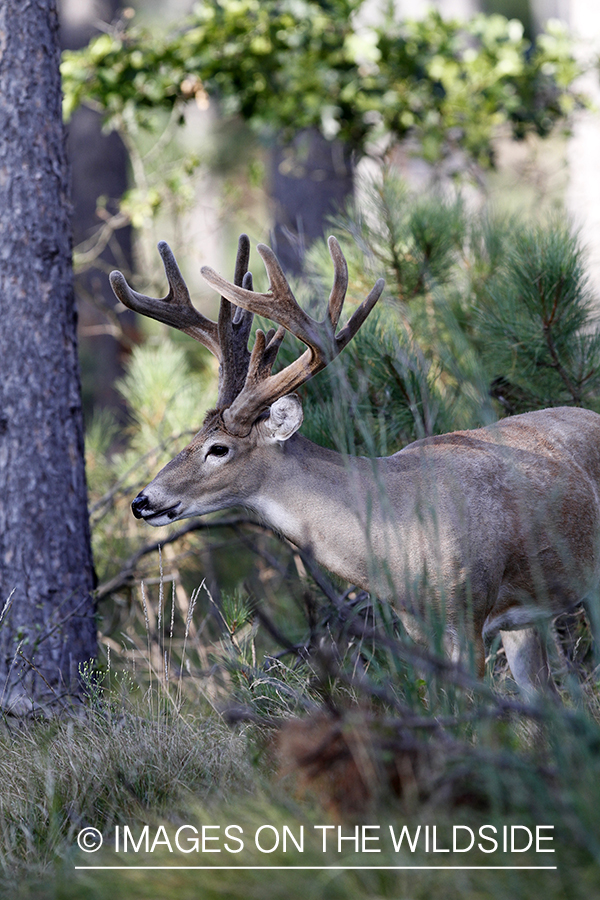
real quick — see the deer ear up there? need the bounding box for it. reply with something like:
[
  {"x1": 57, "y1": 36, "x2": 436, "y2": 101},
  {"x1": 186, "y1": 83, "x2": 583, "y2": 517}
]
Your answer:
[{"x1": 263, "y1": 394, "x2": 303, "y2": 442}]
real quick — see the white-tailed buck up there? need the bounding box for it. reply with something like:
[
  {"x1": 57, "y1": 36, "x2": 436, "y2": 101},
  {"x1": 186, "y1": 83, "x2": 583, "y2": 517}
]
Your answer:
[{"x1": 110, "y1": 236, "x2": 600, "y2": 696}]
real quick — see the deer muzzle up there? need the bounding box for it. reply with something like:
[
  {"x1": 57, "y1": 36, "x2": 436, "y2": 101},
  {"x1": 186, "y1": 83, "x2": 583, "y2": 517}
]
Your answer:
[{"x1": 131, "y1": 492, "x2": 181, "y2": 524}]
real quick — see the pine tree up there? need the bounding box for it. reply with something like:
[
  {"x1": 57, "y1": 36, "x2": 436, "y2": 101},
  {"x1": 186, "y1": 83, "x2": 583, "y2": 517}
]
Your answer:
[{"x1": 0, "y1": 0, "x2": 96, "y2": 712}]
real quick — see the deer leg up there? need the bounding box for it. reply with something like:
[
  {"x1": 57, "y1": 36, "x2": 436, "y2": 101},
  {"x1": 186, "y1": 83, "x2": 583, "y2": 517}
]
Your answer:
[
  {"x1": 500, "y1": 628, "x2": 560, "y2": 699},
  {"x1": 473, "y1": 633, "x2": 486, "y2": 679}
]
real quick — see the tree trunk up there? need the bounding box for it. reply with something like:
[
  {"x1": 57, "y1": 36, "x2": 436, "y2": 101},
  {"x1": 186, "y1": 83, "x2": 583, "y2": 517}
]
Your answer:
[
  {"x1": 270, "y1": 130, "x2": 355, "y2": 274},
  {"x1": 0, "y1": 0, "x2": 96, "y2": 713}
]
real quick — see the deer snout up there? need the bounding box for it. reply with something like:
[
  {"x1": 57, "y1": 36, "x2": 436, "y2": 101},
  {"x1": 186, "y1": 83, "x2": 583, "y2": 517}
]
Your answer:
[
  {"x1": 131, "y1": 492, "x2": 182, "y2": 524},
  {"x1": 132, "y1": 493, "x2": 151, "y2": 519}
]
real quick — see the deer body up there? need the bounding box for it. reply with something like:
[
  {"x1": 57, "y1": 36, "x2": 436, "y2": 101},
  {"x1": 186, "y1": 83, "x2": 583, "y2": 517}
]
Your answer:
[{"x1": 111, "y1": 236, "x2": 600, "y2": 695}]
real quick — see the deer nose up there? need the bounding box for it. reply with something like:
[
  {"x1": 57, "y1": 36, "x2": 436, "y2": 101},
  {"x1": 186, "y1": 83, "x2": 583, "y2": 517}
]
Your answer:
[{"x1": 131, "y1": 493, "x2": 151, "y2": 519}]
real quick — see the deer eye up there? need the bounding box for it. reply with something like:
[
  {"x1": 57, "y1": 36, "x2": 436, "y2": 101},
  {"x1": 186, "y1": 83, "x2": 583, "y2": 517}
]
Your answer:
[{"x1": 206, "y1": 444, "x2": 230, "y2": 459}]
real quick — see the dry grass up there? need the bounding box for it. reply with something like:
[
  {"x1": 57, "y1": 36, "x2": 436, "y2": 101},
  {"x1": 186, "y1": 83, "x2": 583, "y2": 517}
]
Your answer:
[{"x1": 0, "y1": 697, "x2": 254, "y2": 891}]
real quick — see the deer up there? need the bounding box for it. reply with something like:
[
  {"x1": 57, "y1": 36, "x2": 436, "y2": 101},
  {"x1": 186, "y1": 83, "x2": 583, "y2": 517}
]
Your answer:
[{"x1": 109, "y1": 235, "x2": 600, "y2": 697}]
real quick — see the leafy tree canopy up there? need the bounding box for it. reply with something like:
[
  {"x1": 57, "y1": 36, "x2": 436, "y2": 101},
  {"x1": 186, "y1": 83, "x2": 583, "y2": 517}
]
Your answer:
[{"x1": 62, "y1": 2, "x2": 585, "y2": 167}]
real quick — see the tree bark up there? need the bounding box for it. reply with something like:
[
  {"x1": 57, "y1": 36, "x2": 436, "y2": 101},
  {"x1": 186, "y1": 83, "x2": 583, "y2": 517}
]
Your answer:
[
  {"x1": 0, "y1": 0, "x2": 96, "y2": 713},
  {"x1": 270, "y1": 130, "x2": 355, "y2": 274}
]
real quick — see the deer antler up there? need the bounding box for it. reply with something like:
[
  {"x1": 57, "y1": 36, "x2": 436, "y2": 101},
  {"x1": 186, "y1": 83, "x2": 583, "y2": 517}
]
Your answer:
[
  {"x1": 215, "y1": 241, "x2": 254, "y2": 407},
  {"x1": 110, "y1": 242, "x2": 222, "y2": 359},
  {"x1": 110, "y1": 236, "x2": 384, "y2": 437},
  {"x1": 109, "y1": 236, "x2": 281, "y2": 411},
  {"x1": 201, "y1": 236, "x2": 385, "y2": 434}
]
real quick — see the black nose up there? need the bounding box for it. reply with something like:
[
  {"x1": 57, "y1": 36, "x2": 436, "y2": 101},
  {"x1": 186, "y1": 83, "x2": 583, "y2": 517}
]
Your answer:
[{"x1": 131, "y1": 493, "x2": 151, "y2": 519}]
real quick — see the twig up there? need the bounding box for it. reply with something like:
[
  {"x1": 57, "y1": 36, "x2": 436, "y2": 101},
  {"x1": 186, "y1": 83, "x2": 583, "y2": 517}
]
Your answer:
[
  {"x1": 16, "y1": 650, "x2": 65, "y2": 706},
  {"x1": 95, "y1": 515, "x2": 255, "y2": 599},
  {"x1": 34, "y1": 596, "x2": 94, "y2": 647}
]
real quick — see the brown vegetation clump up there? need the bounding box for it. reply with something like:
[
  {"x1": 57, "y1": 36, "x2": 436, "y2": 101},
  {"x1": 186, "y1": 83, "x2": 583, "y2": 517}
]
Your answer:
[{"x1": 276, "y1": 709, "x2": 443, "y2": 817}]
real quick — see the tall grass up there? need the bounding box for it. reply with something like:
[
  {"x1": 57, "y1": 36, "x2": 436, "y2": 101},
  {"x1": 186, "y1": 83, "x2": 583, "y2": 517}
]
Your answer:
[{"x1": 3, "y1": 554, "x2": 600, "y2": 899}]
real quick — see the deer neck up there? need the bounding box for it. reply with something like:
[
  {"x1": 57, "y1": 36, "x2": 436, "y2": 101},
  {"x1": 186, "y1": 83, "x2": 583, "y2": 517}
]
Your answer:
[{"x1": 246, "y1": 434, "x2": 379, "y2": 587}]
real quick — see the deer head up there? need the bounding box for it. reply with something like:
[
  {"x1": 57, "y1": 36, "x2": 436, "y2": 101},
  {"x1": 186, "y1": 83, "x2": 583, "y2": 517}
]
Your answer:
[{"x1": 109, "y1": 236, "x2": 385, "y2": 525}]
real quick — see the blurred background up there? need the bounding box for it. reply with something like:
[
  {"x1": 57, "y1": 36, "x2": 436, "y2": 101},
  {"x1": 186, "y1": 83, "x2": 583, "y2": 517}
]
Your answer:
[{"x1": 59, "y1": 0, "x2": 600, "y2": 419}]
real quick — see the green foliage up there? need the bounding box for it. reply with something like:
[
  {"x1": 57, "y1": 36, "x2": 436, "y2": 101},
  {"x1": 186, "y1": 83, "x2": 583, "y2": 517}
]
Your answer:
[
  {"x1": 308, "y1": 176, "x2": 600, "y2": 442},
  {"x1": 61, "y1": 5, "x2": 586, "y2": 166},
  {"x1": 371, "y1": 13, "x2": 584, "y2": 166},
  {"x1": 334, "y1": 176, "x2": 468, "y2": 300},
  {"x1": 116, "y1": 340, "x2": 216, "y2": 453},
  {"x1": 294, "y1": 309, "x2": 450, "y2": 456},
  {"x1": 478, "y1": 220, "x2": 600, "y2": 410}
]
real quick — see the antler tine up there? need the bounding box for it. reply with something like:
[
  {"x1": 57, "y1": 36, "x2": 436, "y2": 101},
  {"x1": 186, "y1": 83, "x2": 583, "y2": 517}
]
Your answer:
[
  {"x1": 326, "y1": 236, "x2": 349, "y2": 331},
  {"x1": 202, "y1": 247, "x2": 330, "y2": 357},
  {"x1": 246, "y1": 324, "x2": 286, "y2": 385},
  {"x1": 216, "y1": 236, "x2": 255, "y2": 408},
  {"x1": 110, "y1": 242, "x2": 221, "y2": 359},
  {"x1": 335, "y1": 277, "x2": 385, "y2": 352},
  {"x1": 233, "y1": 232, "x2": 251, "y2": 286}
]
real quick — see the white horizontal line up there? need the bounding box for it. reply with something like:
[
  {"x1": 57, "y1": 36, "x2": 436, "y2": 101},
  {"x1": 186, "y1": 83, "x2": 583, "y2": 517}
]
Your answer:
[{"x1": 75, "y1": 865, "x2": 558, "y2": 871}]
